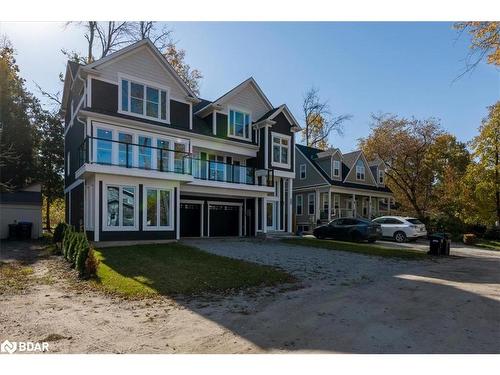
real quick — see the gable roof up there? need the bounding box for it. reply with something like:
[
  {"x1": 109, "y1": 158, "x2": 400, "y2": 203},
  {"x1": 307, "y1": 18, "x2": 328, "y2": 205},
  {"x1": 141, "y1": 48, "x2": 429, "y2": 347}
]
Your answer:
[
  {"x1": 296, "y1": 144, "x2": 391, "y2": 193},
  {"x1": 84, "y1": 38, "x2": 199, "y2": 100},
  {"x1": 195, "y1": 77, "x2": 273, "y2": 117},
  {"x1": 255, "y1": 104, "x2": 302, "y2": 132},
  {"x1": 342, "y1": 151, "x2": 361, "y2": 169}
]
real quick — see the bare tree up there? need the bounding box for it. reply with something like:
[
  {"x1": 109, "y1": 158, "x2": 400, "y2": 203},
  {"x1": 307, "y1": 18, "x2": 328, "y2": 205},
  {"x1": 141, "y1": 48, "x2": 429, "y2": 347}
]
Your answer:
[
  {"x1": 128, "y1": 21, "x2": 172, "y2": 51},
  {"x1": 302, "y1": 87, "x2": 350, "y2": 149},
  {"x1": 96, "y1": 21, "x2": 130, "y2": 58}
]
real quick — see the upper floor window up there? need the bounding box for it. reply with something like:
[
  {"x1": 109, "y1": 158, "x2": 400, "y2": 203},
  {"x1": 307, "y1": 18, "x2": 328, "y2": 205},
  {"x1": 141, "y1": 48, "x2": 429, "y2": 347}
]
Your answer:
[
  {"x1": 355, "y1": 159, "x2": 365, "y2": 180},
  {"x1": 96, "y1": 128, "x2": 113, "y2": 165},
  {"x1": 378, "y1": 169, "x2": 384, "y2": 184},
  {"x1": 120, "y1": 77, "x2": 168, "y2": 122},
  {"x1": 228, "y1": 109, "x2": 251, "y2": 140},
  {"x1": 299, "y1": 164, "x2": 306, "y2": 179},
  {"x1": 271, "y1": 132, "x2": 291, "y2": 168},
  {"x1": 332, "y1": 159, "x2": 340, "y2": 178}
]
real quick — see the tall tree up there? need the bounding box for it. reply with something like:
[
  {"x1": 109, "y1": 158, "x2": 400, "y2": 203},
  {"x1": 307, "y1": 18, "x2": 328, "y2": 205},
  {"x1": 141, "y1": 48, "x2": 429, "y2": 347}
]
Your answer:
[
  {"x1": 454, "y1": 22, "x2": 500, "y2": 77},
  {"x1": 301, "y1": 87, "x2": 350, "y2": 150},
  {"x1": 461, "y1": 102, "x2": 500, "y2": 226},
  {"x1": 0, "y1": 39, "x2": 40, "y2": 191},
  {"x1": 359, "y1": 114, "x2": 443, "y2": 219},
  {"x1": 37, "y1": 110, "x2": 64, "y2": 231}
]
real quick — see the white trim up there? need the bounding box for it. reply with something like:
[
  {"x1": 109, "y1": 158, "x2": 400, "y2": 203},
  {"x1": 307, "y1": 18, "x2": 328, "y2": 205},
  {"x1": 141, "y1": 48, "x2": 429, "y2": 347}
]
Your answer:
[
  {"x1": 267, "y1": 104, "x2": 302, "y2": 131},
  {"x1": 142, "y1": 186, "x2": 175, "y2": 232},
  {"x1": 270, "y1": 132, "x2": 291, "y2": 169},
  {"x1": 118, "y1": 73, "x2": 170, "y2": 124},
  {"x1": 180, "y1": 199, "x2": 204, "y2": 237},
  {"x1": 94, "y1": 175, "x2": 99, "y2": 241},
  {"x1": 254, "y1": 197, "x2": 258, "y2": 235},
  {"x1": 227, "y1": 107, "x2": 252, "y2": 142},
  {"x1": 264, "y1": 126, "x2": 269, "y2": 168},
  {"x1": 299, "y1": 164, "x2": 306, "y2": 180},
  {"x1": 64, "y1": 179, "x2": 84, "y2": 194},
  {"x1": 102, "y1": 183, "x2": 139, "y2": 232},
  {"x1": 332, "y1": 159, "x2": 341, "y2": 178},
  {"x1": 176, "y1": 187, "x2": 180, "y2": 239}
]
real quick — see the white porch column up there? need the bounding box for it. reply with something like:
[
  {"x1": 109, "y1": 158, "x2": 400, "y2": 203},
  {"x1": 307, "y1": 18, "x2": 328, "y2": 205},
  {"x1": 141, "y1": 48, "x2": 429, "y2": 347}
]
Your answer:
[
  {"x1": 368, "y1": 196, "x2": 372, "y2": 219},
  {"x1": 262, "y1": 197, "x2": 267, "y2": 234},
  {"x1": 352, "y1": 193, "x2": 356, "y2": 217},
  {"x1": 94, "y1": 175, "x2": 99, "y2": 242},
  {"x1": 315, "y1": 189, "x2": 321, "y2": 222},
  {"x1": 287, "y1": 178, "x2": 293, "y2": 233},
  {"x1": 254, "y1": 197, "x2": 258, "y2": 235},
  {"x1": 176, "y1": 186, "x2": 180, "y2": 240},
  {"x1": 243, "y1": 199, "x2": 246, "y2": 236},
  {"x1": 328, "y1": 189, "x2": 332, "y2": 221}
]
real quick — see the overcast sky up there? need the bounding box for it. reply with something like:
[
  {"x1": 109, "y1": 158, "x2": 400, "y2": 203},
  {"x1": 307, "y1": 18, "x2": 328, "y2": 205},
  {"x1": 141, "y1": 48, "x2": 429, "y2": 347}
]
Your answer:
[{"x1": 1, "y1": 21, "x2": 498, "y2": 152}]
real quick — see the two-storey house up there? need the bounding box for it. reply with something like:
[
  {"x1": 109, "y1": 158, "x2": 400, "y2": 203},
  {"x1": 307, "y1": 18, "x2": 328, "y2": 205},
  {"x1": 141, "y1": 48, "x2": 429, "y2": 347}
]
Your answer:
[
  {"x1": 294, "y1": 144, "x2": 394, "y2": 233},
  {"x1": 62, "y1": 39, "x2": 300, "y2": 242}
]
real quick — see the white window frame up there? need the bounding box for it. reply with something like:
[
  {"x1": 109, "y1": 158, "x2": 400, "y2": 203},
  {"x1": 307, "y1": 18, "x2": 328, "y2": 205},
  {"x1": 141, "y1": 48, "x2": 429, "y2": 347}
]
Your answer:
[
  {"x1": 378, "y1": 169, "x2": 384, "y2": 184},
  {"x1": 296, "y1": 194, "x2": 303, "y2": 215},
  {"x1": 118, "y1": 73, "x2": 170, "y2": 124},
  {"x1": 66, "y1": 152, "x2": 70, "y2": 176},
  {"x1": 332, "y1": 159, "x2": 340, "y2": 178},
  {"x1": 103, "y1": 184, "x2": 139, "y2": 231},
  {"x1": 271, "y1": 132, "x2": 291, "y2": 169},
  {"x1": 356, "y1": 160, "x2": 365, "y2": 181},
  {"x1": 308, "y1": 192, "x2": 315, "y2": 215},
  {"x1": 299, "y1": 164, "x2": 306, "y2": 180},
  {"x1": 227, "y1": 107, "x2": 252, "y2": 141},
  {"x1": 143, "y1": 186, "x2": 175, "y2": 231}
]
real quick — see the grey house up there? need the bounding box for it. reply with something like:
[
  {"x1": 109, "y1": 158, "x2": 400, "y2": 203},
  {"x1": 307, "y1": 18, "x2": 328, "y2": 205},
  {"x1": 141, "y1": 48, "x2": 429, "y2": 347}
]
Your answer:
[
  {"x1": 294, "y1": 144, "x2": 394, "y2": 233},
  {"x1": 61, "y1": 39, "x2": 300, "y2": 242}
]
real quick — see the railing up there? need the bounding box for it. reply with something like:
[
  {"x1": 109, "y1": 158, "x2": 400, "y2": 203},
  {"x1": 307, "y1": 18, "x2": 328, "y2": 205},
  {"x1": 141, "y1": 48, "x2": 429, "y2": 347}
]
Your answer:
[{"x1": 78, "y1": 136, "x2": 274, "y2": 187}]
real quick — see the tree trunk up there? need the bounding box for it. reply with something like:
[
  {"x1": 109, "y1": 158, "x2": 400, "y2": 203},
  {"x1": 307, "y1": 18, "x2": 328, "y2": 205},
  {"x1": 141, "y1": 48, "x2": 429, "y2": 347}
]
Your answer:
[{"x1": 46, "y1": 197, "x2": 52, "y2": 233}]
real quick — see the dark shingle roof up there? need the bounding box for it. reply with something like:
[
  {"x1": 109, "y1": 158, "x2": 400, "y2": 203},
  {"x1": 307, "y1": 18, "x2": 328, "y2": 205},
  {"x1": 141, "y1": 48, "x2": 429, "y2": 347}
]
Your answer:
[{"x1": 296, "y1": 144, "x2": 392, "y2": 193}]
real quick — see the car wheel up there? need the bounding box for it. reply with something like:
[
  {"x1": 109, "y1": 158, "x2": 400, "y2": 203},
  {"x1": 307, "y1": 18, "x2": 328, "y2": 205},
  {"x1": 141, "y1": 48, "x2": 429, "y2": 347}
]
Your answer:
[
  {"x1": 368, "y1": 238, "x2": 376, "y2": 243},
  {"x1": 393, "y1": 231, "x2": 407, "y2": 243}
]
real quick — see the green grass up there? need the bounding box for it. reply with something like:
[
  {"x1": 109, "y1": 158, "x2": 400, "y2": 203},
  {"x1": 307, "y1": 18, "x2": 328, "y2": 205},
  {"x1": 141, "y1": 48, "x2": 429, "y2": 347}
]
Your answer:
[
  {"x1": 474, "y1": 239, "x2": 500, "y2": 251},
  {"x1": 93, "y1": 243, "x2": 294, "y2": 297},
  {"x1": 282, "y1": 238, "x2": 427, "y2": 260}
]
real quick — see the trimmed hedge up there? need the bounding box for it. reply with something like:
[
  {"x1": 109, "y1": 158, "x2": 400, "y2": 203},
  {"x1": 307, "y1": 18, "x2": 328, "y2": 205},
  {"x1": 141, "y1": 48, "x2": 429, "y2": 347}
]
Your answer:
[{"x1": 61, "y1": 227, "x2": 96, "y2": 278}]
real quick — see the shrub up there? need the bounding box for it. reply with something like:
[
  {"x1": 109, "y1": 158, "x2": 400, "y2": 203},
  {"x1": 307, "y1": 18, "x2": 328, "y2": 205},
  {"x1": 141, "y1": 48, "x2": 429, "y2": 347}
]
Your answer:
[
  {"x1": 84, "y1": 247, "x2": 100, "y2": 278},
  {"x1": 53, "y1": 222, "x2": 69, "y2": 244},
  {"x1": 463, "y1": 233, "x2": 477, "y2": 245},
  {"x1": 75, "y1": 237, "x2": 90, "y2": 278},
  {"x1": 484, "y1": 227, "x2": 500, "y2": 240},
  {"x1": 62, "y1": 229, "x2": 73, "y2": 259}
]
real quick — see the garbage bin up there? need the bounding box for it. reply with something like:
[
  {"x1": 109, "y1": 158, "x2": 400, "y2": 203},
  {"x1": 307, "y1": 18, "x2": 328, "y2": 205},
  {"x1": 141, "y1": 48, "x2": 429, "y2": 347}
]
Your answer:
[
  {"x1": 17, "y1": 222, "x2": 33, "y2": 240},
  {"x1": 428, "y1": 232, "x2": 451, "y2": 256},
  {"x1": 8, "y1": 224, "x2": 17, "y2": 239}
]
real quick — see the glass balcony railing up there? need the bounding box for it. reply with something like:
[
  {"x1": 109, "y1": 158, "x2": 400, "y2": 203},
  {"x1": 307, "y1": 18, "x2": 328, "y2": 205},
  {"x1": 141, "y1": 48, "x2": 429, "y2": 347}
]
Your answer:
[{"x1": 78, "y1": 136, "x2": 274, "y2": 187}]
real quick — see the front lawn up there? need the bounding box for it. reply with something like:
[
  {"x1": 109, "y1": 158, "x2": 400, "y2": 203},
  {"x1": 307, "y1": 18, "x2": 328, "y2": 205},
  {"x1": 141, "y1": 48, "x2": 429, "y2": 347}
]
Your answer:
[
  {"x1": 93, "y1": 243, "x2": 294, "y2": 297},
  {"x1": 474, "y1": 239, "x2": 500, "y2": 251},
  {"x1": 283, "y1": 238, "x2": 427, "y2": 260}
]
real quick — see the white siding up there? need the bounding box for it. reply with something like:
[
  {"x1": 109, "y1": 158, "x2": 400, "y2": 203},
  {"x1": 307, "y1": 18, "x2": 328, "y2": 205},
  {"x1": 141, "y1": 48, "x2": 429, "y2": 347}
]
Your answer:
[
  {"x1": 221, "y1": 84, "x2": 271, "y2": 121},
  {"x1": 0, "y1": 204, "x2": 42, "y2": 239},
  {"x1": 96, "y1": 46, "x2": 187, "y2": 100}
]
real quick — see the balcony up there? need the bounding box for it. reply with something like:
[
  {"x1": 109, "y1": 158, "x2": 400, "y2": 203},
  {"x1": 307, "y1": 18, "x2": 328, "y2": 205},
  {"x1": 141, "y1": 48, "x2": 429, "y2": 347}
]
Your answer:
[{"x1": 77, "y1": 136, "x2": 274, "y2": 187}]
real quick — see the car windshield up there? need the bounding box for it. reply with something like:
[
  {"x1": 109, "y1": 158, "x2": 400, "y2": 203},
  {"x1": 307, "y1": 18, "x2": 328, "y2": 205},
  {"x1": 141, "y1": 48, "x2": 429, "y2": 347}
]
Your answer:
[{"x1": 406, "y1": 218, "x2": 423, "y2": 225}]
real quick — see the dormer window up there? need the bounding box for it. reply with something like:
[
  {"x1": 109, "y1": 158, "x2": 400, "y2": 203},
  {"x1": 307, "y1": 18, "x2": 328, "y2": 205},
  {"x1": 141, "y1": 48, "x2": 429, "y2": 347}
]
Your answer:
[
  {"x1": 378, "y1": 169, "x2": 384, "y2": 184},
  {"x1": 119, "y1": 75, "x2": 168, "y2": 122},
  {"x1": 355, "y1": 159, "x2": 365, "y2": 180},
  {"x1": 228, "y1": 109, "x2": 251, "y2": 140},
  {"x1": 332, "y1": 160, "x2": 340, "y2": 178}
]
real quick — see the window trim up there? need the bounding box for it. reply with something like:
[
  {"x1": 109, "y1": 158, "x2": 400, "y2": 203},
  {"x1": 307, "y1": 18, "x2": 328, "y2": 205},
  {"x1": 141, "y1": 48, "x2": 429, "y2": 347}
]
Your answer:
[
  {"x1": 271, "y1": 132, "x2": 291, "y2": 169},
  {"x1": 332, "y1": 159, "x2": 341, "y2": 178},
  {"x1": 66, "y1": 152, "x2": 70, "y2": 176},
  {"x1": 296, "y1": 194, "x2": 303, "y2": 215},
  {"x1": 227, "y1": 107, "x2": 252, "y2": 141},
  {"x1": 355, "y1": 160, "x2": 365, "y2": 181},
  {"x1": 308, "y1": 192, "x2": 315, "y2": 215},
  {"x1": 118, "y1": 73, "x2": 170, "y2": 124},
  {"x1": 142, "y1": 186, "x2": 175, "y2": 231},
  {"x1": 299, "y1": 164, "x2": 306, "y2": 180},
  {"x1": 103, "y1": 183, "x2": 139, "y2": 231}
]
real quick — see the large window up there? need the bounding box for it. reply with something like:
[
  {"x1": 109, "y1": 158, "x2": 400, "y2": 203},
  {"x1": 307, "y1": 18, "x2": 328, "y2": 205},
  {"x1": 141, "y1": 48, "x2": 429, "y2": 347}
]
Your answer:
[
  {"x1": 296, "y1": 194, "x2": 303, "y2": 215},
  {"x1": 272, "y1": 133, "x2": 290, "y2": 168},
  {"x1": 144, "y1": 188, "x2": 173, "y2": 230},
  {"x1": 157, "y1": 139, "x2": 170, "y2": 172},
  {"x1": 120, "y1": 78, "x2": 168, "y2": 121},
  {"x1": 228, "y1": 109, "x2": 250, "y2": 139},
  {"x1": 355, "y1": 159, "x2": 365, "y2": 180},
  {"x1": 308, "y1": 193, "x2": 315, "y2": 215},
  {"x1": 332, "y1": 160, "x2": 340, "y2": 178},
  {"x1": 105, "y1": 185, "x2": 136, "y2": 230},
  {"x1": 138, "y1": 136, "x2": 152, "y2": 169},
  {"x1": 96, "y1": 128, "x2": 112, "y2": 164}
]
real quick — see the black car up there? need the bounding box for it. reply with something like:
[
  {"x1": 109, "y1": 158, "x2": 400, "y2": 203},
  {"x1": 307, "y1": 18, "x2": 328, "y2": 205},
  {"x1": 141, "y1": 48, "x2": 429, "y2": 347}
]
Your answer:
[{"x1": 313, "y1": 218, "x2": 382, "y2": 242}]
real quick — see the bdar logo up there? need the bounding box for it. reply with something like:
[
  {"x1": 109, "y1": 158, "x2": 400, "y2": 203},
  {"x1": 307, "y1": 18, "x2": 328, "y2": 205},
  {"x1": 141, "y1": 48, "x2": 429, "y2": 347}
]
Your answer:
[{"x1": 1, "y1": 340, "x2": 17, "y2": 354}]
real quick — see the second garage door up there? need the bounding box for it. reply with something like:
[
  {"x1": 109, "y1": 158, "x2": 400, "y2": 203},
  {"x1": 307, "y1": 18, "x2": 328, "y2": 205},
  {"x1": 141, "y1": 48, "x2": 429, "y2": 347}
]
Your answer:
[{"x1": 209, "y1": 204, "x2": 240, "y2": 237}]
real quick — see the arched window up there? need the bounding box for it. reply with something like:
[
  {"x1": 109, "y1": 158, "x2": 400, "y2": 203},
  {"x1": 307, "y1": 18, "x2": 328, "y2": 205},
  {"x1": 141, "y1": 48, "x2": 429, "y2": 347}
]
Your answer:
[{"x1": 355, "y1": 159, "x2": 365, "y2": 180}]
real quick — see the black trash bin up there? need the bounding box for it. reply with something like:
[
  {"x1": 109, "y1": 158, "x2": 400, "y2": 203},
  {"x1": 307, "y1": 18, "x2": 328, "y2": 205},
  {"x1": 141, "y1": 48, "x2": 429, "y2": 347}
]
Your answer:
[
  {"x1": 8, "y1": 224, "x2": 18, "y2": 239},
  {"x1": 428, "y1": 232, "x2": 451, "y2": 256},
  {"x1": 17, "y1": 222, "x2": 33, "y2": 240}
]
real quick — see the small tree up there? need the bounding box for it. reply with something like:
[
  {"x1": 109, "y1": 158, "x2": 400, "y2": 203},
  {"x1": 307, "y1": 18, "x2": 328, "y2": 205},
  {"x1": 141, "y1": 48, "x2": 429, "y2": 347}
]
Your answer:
[{"x1": 301, "y1": 87, "x2": 350, "y2": 150}]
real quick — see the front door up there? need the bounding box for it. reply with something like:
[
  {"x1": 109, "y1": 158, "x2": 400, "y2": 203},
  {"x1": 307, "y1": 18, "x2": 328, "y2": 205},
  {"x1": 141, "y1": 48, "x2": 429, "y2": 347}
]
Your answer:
[{"x1": 266, "y1": 201, "x2": 276, "y2": 231}]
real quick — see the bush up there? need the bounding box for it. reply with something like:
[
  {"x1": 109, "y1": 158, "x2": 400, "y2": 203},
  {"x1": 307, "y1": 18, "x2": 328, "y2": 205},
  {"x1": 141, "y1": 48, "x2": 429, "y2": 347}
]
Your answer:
[
  {"x1": 75, "y1": 237, "x2": 90, "y2": 277},
  {"x1": 62, "y1": 228, "x2": 73, "y2": 259},
  {"x1": 463, "y1": 233, "x2": 477, "y2": 245},
  {"x1": 84, "y1": 247, "x2": 100, "y2": 278},
  {"x1": 53, "y1": 222, "x2": 69, "y2": 244},
  {"x1": 484, "y1": 227, "x2": 500, "y2": 240}
]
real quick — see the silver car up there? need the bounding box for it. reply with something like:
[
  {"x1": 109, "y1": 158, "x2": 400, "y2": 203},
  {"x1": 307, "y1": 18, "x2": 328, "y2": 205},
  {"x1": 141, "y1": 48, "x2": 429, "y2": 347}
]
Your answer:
[{"x1": 371, "y1": 216, "x2": 427, "y2": 243}]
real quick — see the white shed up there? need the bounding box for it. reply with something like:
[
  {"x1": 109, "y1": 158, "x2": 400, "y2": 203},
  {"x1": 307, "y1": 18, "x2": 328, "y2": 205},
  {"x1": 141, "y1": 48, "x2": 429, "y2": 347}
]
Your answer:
[{"x1": 0, "y1": 183, "x2": 43, "y2": 239}]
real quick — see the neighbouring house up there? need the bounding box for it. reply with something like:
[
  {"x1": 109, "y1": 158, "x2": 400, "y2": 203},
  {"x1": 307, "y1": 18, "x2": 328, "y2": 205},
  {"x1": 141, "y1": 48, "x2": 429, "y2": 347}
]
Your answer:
[
  {"x1": 294, "y1": 144, "x2": 394, "y2": 233},
  {"x1": 0, "y1": 183, "x2": 43, "y2": 239},
  {"x1": 61, "y1": 39, "x2": 300, "y2": 242}
]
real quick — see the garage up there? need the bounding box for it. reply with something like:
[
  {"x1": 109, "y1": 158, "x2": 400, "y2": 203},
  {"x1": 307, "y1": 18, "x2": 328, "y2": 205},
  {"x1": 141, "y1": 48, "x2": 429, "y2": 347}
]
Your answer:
[
  {"x1": 180, "y1": 202, "x2": 202, "y2": 237},
  {"x1": 209, "y1": 204, "x2": 240, "y2": 237}
]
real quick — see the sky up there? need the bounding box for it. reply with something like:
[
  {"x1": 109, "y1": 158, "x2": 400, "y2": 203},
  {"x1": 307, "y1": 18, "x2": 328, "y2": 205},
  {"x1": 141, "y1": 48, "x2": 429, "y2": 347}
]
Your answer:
[{"x1": 1, "y1": 21, "x2": 499, "y2": 152}]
